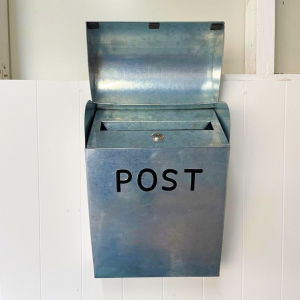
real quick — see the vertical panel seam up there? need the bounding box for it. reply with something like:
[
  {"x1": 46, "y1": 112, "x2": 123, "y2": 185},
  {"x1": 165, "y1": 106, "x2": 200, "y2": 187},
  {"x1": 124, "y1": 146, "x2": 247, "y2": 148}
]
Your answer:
[
  {"x1": 241, "y1": 80, "x2": 246, "y2": 300},
  {"x1": 36, "y1": 80, "x2": 42, "y2": 300},
  {"x1": 280, "y1": 81, "x2": 287, "y2": 300}
]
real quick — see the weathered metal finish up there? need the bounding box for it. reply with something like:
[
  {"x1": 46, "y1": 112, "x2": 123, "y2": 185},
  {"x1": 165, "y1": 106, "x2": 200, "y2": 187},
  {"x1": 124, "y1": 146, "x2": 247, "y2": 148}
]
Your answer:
[
  {"x1": 215, "y1": 102, "x2": 231, "y2": 142},
  {"x1": 87, "y1": 109, "x2": 228, "y2": 149},
  {"x1": 86, "y1": 147, "x2": 229, "y2": 277},
  {"x1": 87, "y1": 22, "x2": 224, "y2": 107},
  {"x1": 85, "y1": 21, "x2": 230, "y2": 278}
]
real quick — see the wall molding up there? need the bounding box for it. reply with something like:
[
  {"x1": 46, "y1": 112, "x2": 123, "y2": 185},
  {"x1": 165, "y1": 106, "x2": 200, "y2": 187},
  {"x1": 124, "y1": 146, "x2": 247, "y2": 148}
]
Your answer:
[{"x1": 0, "y1": 0, "x2": 10, "y2": 79}]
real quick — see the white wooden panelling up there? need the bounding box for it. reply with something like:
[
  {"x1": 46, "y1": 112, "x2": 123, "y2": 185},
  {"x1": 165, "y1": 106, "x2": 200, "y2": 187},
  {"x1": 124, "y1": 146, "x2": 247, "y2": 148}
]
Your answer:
[
  {"x1": 123, "y1": 278, "x2": 163, "y2": 300},
  {"x1": 243, "y1": 81, "x2": 285, "y2": 300},
  {"x1": 164, "y1": 277, "x2": 203, "y2": 300},
  {"x1": 281, "y1": 81, "x2": 300, "y2": 300},
  {"x1": 79, "y1": 81, "x2": 123, "y2": 300},
  {"x1": 37, "y1": 81, "x2": 81, "y2": 299},
  {"x1": 204, "y1": 81, "x2": 244, "y2": 300},
  {"x1": 245, "y1": 0, "x2": 257, "y2": 74},
  {"x1": 256, "y1": 0, "x2": 276, "y2": 74},
  {"x1": 2, "y1": 79, "x2": 300, "y2": 300},
  {"x1": 0, "y1": 81, "x2": 40, "y2": 299},
  {"x1": 245, "y1": 0, "x2": 276, "y2": 75}
]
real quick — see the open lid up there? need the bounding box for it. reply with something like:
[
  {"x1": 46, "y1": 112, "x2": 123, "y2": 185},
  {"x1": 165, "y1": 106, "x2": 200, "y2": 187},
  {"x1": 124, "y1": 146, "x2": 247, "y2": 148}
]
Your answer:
[{"x1": 87, "y1": 22, "x2": 224, "y2": 108}]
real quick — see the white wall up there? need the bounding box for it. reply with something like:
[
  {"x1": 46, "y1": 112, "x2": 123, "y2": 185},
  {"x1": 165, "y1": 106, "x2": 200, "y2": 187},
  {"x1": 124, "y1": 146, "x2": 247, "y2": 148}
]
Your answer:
[
  {"x1": 8, "y1": 0, "x2": 245, "y2": 79},
  {"x1": 1, "y1": 76, "x2": 300, "y2": 300},
  {"x1": 275, "y1": 0, "x2": 300, "y2": 73}
]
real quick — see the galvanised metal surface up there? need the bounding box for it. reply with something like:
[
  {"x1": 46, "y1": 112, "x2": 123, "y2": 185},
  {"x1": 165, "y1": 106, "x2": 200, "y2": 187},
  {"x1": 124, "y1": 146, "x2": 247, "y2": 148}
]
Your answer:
[
  {"x1": 86, "y1": 147, "x2": 229, "y2": 277},
  {"x1": 85, "y1": 21, "x2": 230, "y2": 278},
  {"x1": 87, "y1": 108, "x2": 229, "y2": 149},
  {"x1": 87, "y1": 22, "x2": 224, "y2": 107}
]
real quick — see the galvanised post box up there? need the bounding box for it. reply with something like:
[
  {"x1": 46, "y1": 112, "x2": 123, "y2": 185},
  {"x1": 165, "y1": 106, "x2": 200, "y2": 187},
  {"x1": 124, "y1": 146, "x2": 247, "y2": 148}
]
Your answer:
[{"x1": 84, "y1": 22, "x2": 230, "y2": 278}]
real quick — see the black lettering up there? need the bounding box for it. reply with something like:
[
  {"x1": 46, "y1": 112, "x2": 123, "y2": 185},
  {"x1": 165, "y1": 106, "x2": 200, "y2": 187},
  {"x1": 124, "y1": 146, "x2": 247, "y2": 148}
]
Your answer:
[
  {"x1": 137, "y1": 168, "x2": 157, "y2": 192},
  {"x1": 184, "y1": 169, "x2": 203, "y2": 191},
  {"x1": 162, "y1": 169, "x2": 178, "y2": 191},
  {"x1": 116, "y1": 170, "x2": 132, "y2": 192}
]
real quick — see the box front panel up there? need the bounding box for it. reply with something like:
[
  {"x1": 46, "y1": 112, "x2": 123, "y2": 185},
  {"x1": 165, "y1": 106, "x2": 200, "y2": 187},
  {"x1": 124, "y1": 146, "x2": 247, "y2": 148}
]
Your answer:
[{"x1": 86, "y1": 147, "x2": 229, "y2": 278}]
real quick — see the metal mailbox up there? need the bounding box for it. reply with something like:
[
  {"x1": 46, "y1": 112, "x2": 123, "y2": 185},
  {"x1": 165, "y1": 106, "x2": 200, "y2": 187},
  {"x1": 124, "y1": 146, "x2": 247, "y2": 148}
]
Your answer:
[{"x1": 84, "y1": 22, "x2": 230, "y2": 278}]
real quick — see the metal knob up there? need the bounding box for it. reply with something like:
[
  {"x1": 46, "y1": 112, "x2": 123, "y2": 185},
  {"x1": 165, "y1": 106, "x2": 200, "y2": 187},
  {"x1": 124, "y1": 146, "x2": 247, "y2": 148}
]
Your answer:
[{"x1": 151, "y1": 133, "x2": 164, "y2": 142}]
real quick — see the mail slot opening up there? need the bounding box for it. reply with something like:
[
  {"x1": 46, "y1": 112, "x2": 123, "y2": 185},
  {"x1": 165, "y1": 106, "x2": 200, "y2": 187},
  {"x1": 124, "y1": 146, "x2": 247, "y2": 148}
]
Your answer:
[{"x1": 100, "y1": 121, "x2": 214, "y2": 131}]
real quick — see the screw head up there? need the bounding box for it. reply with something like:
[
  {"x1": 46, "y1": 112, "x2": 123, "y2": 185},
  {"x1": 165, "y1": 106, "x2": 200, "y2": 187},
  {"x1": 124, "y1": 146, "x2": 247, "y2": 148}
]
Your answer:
[{"x1": 151, "y1": 132, "x2": 164, "y2": 142}]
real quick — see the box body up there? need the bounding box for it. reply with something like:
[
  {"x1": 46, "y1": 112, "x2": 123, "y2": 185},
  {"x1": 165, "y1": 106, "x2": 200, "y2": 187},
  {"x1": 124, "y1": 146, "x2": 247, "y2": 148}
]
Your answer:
[
  {"x1": 85, "y1": 21, "x2": 230, "y2": 278},
  {"x1": 86, "y1": 146, "x2": 229, "y2": 277}
]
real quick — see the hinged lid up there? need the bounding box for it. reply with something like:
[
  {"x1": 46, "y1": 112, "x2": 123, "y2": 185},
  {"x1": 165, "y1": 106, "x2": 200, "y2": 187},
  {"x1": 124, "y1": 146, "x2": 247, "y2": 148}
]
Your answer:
[{"x1": 86, "y1": 22, "x2": 224, "y2": 108}]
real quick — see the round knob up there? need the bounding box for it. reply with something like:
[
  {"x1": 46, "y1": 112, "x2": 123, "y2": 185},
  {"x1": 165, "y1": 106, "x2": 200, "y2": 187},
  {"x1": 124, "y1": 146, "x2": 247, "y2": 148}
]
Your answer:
[{"x1": 151, "y1": 132, "x2": 164, "y2": 142}]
